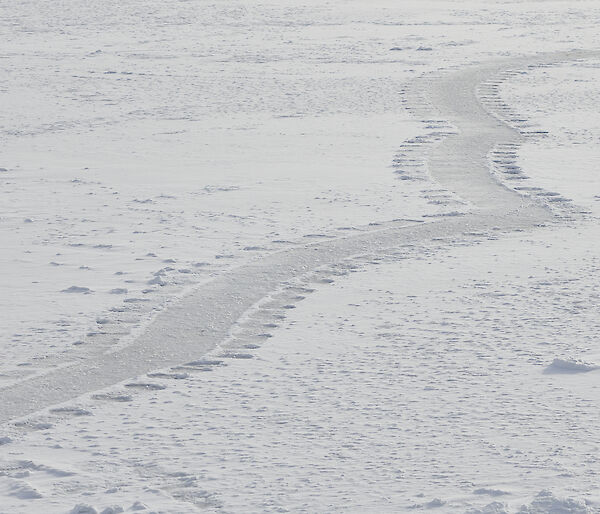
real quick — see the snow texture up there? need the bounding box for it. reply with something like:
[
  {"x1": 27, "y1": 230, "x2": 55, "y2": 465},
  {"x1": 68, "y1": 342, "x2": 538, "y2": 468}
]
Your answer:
[{"x1": 2, "y1": 0, "x2": 600, "y2": 512}]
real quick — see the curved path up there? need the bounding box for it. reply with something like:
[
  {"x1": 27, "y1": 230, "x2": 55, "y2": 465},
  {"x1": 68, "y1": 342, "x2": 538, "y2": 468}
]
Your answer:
[{"x1": 0, "y1": 50, "x2": 592, "y2": 423}]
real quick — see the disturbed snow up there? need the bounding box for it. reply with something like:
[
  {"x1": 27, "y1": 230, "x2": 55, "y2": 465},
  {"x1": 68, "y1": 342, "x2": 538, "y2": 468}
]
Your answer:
[{"x1": 2, "y1": 0, "x2": 600, "y2": 512}]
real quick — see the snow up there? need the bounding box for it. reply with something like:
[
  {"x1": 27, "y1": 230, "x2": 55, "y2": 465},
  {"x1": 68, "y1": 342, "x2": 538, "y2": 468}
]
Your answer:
[
  {"x1": 2, "y1": 0, "x2": 600, "y2": 512},
  {"x1": 498, "y1": 59, "x2": 600, "y2": 216},
  {"x1": 545, "y1": 358, "x2": 600, "y2": 374},
  {"x1": 4, "y1": 222, "x2": 600, "y2": 512}
]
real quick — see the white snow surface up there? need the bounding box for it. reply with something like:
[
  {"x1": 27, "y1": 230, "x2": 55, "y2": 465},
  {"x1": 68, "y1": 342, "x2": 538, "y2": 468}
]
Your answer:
[
  {"x1": 499, "y1": 59, "x2": 600, "y2": 215},
  {"x1": 2, "y1": 0, "x2": 600, "y2": 512}
]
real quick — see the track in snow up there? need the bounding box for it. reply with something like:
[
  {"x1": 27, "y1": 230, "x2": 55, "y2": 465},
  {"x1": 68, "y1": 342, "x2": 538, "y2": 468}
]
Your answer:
[{"x1": 0, "y1": 50, "x2": 594, "y2": 424}]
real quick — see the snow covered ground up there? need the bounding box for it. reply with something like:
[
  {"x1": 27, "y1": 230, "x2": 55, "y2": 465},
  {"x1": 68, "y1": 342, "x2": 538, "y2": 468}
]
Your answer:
[
  {"x1": 2, "y1": 0, "x2": 600, "y2": 512},
  {"x1": 498, "y1": 58, "x2": 600, "y2": 216}
]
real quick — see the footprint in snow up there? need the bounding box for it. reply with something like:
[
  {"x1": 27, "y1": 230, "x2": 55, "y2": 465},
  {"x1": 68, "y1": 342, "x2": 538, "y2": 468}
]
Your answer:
[
  {"x1": 49, "y1": 407, "x2": 92, "y2": 417},
  {"x1": 147, "y1": 372, "x2": 189, "y2": 380},
  {"x1": 303, "y1": 233, "x2": 332, "y2": 239},
  {"x1": 13, "y1": 421, "x2": 53, "y2": 431},
  {"x1": 315, "y1": 278, "x2": 334, "y2": 284},
  {"x1": 91, "y1": 392, "x2": 133, "y2": 402},
  {"x1": 61, "y1": 286, "x2": 93, "y2": 294},
  {"x1": 124, "y1": 382, "x2": 167, "y2": 391},
  {"x1": 173, "y1": 359, "x2": 225, "y2": 372},
  {"x1": 220, "y1": 352, "x2": 254, "y2": 359}
]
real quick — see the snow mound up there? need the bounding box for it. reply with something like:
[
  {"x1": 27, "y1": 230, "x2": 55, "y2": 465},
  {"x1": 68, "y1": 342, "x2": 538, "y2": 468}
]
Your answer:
[
  {"x1": 466, "y1": 502, "x2": 509, "y2": 514},
  {"x1": 100, "y1": 508, "x2": 124, "y2": 514},
  {"x1": 518, "y1": 490, "x2": 593, "y2": 513},
  {"x1": 474, "y1": 488, "x2": 510, "y2": 497},
  {"x1": 425, "y1": 498, "x2": 445, "y2": 508},
  {"x1": 544, "y1": 358, "x2": 600, "y2": 374},
  {"x1": 69, "y1": 505, "x2": 97, "y2": 514},
  {"x1": 8, "y1": 481, "x2": 42, "y2": 500}
]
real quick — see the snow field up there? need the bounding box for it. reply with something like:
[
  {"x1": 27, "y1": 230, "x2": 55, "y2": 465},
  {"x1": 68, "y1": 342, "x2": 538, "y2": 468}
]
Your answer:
[
  {"x1": 2, "y1": 1, "x2": 600, "y2": 512},
  {"x1": 3, "y1": 223, "x2": 600, "y2": 513},
  {"x1": 3, "y1": 0, "x2": 600, "y2": 390}
]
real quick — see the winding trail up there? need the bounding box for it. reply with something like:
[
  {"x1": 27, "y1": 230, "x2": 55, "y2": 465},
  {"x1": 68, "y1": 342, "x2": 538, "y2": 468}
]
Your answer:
[{"x1": 0, "y1": 50, "x2": 593, "y2": 424}]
